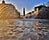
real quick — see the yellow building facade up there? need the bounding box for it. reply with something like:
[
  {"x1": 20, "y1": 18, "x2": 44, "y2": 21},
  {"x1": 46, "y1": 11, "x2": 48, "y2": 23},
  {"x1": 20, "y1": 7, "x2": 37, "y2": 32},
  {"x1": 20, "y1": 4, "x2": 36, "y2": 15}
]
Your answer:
[
  {"x1": 0, "y1": 0, "x2": 20, "y2": 37},
  {"x1": 0, "y1": 0, "x2": 20, "y2": 19},
  {"x1": 24, "y1": 8, "x2": 39, "y2": 18}
]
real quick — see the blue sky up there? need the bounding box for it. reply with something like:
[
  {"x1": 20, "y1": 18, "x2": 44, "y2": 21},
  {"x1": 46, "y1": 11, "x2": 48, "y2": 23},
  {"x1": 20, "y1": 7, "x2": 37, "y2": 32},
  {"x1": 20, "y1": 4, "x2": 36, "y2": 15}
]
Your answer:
[{"x1": 0, "y1": 0, "x2": 49, "y2": 15}]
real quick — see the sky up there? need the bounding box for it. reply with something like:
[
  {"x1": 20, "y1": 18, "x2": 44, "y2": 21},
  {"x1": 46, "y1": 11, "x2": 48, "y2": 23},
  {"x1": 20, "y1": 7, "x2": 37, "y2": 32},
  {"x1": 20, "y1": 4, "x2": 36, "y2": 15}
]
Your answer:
[{"x1": 0, "y1": 0, "x2": 49, "y2": 15}]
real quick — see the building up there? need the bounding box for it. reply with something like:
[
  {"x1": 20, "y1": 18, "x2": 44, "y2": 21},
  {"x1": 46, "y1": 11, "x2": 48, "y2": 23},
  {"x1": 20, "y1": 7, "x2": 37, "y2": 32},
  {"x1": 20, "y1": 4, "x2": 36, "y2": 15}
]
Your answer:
[
  {"x1": 35, "y1": 4, "x2": 49, "y2": 19},
  {"x1": 24, "y1": 4, "x2": 48, "y2": 19},
  {"x1": 20, "y1": 8, "x2": 26, "y2": 19},
  {"x1": 0, "y1": 0, "x2": 20, "y2": 19},
  {"x1": 23, "y1": 8, "x2": 25, "y2": 16},
  {"x1": 24, "y1": 6, "x2": 39, "y2": 18},
  {"x1": 0, "y1": 0, "x2": 20, "y2": 37}
]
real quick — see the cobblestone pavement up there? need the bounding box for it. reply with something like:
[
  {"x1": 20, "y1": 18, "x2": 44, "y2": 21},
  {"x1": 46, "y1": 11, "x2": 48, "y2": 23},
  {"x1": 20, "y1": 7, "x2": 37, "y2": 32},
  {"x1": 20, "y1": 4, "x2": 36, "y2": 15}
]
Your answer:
[{"x1": 0, "y1": 19, "x2": 49, "y2": 40}]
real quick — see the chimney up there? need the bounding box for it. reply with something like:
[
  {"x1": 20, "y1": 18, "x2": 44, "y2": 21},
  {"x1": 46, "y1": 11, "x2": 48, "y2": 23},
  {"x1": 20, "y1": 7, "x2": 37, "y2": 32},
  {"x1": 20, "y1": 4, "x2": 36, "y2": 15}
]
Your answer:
[{"x1": 23, "y1": 8, "x2": 25, "y2": 16}]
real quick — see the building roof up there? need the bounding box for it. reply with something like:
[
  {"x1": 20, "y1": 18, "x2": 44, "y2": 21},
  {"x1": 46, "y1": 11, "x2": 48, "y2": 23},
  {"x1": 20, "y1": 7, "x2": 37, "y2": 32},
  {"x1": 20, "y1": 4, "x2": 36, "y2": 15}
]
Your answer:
[{"x1": 34, "y1": 5, "x2": 46, "y2": 10}]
